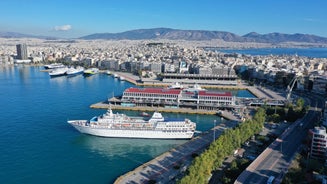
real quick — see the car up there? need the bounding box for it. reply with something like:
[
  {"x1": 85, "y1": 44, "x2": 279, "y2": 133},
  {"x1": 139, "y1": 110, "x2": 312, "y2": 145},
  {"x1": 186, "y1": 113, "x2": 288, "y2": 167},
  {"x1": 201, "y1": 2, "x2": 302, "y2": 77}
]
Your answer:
[
  {"x1": 267, "y1": 176, "x2": 275, "y2": 184},
  {"x1": 246, "y1": 155, "x2": 256, "y2": 161}
]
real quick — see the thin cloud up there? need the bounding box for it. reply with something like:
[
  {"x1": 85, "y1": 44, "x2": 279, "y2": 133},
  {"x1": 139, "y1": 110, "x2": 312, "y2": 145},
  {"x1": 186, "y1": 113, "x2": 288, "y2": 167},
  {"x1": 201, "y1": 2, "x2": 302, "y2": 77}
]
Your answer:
[
  {"x1": 54, "y1": 25, "x2": 72, "y2": 31},
  {"x1": 303, "y1": 18, "x2": 320, "y2": 22}
]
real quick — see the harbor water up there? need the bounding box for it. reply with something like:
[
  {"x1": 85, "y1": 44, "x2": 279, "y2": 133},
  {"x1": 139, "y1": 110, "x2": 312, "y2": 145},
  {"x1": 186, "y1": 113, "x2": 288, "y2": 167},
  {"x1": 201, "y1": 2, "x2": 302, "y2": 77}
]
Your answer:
[
  {"x1": 0, "y1": 66, "x2": 252, "y2": 184},
  {"x1": 216, "y1": 47, "x2": 327, "y2": 58}
]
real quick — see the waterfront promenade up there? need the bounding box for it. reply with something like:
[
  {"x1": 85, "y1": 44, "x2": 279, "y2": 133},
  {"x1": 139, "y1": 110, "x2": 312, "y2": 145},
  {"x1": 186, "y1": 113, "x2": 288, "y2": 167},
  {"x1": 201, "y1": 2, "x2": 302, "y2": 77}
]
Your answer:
[{"x1": 114, "y1": 120, "x2": 239, "y2": 184}]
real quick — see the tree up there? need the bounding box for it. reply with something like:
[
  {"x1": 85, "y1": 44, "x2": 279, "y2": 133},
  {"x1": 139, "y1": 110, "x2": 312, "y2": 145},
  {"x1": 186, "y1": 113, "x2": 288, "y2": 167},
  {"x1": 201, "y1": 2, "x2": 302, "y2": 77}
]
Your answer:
[
  {"x1": 179, "y1": 108, "x2": 266, "y2": 184},
  {"x1": 296, "y1": 98, "x2": 305, "y2": 110}
]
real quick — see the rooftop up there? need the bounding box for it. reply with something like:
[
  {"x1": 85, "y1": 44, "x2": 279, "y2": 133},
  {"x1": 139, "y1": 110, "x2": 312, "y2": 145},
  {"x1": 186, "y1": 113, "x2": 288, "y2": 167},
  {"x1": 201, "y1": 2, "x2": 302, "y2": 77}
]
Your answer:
[{"x1": 124, "y1": 87, "x2": 182, "y2": 95}]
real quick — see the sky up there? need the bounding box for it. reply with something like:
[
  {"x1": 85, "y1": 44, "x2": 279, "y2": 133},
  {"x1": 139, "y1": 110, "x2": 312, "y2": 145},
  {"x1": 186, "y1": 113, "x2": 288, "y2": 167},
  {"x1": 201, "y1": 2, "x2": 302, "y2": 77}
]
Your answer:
[{"x1": 0, "y1": 0, "x2": 326, "y2": 38}]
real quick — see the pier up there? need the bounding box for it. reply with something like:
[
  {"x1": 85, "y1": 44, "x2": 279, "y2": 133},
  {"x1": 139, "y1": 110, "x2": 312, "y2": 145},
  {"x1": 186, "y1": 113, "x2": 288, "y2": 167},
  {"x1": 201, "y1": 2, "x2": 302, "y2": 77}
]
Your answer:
[
  {"x1": 114, "y1": 120, "x2": 239, "y2": 184},
  {"x1": 90, "y1": 102, "x2": 241, "y2": 121}
]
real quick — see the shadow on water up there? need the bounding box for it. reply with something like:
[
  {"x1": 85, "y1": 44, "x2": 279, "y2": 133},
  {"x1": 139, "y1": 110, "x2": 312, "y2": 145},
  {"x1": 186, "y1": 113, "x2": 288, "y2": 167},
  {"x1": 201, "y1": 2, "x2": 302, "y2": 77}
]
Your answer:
[{"x1": 72, "y1": 135, "x2": 187, "y2": 159}]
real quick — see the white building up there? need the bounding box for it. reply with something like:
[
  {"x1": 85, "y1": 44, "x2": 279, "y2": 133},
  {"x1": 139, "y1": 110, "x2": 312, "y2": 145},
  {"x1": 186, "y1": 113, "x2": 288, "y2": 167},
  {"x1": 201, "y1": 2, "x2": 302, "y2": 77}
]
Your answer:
[{"x1": 310, "y1": 127, "x2": 327, "y2": 160}]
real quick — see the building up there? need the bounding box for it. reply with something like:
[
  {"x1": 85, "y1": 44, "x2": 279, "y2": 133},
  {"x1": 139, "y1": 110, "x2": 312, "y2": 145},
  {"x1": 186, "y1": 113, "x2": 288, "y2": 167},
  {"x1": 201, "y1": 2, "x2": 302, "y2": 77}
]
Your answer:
[
  {"x1": 149, "y1": 63, "x2": 162, "y2": 73},
  {"x1": 16, "y1": 44, "x2": 28, "y2": 60},
  {"x1": 309, "y1": 127, "x2": 327, "y2": 160},
  {"x1": 323, "y1": 101, "x2": 327, "y2": 127},
  {"x1": 161, "y1": 73, "x2": 238, "y2": 85},
  {"x1": 115, "y1": 87, "x2": 235, "y2": 110},
  {"x1": 311, "y1": 75, "x2": 327, "y2": 95}
]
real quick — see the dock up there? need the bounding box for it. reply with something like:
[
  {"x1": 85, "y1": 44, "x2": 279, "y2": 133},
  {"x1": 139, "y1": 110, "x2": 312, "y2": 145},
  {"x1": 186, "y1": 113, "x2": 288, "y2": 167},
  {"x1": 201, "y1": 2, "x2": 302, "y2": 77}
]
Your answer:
[
  {"x1": 90, "y1": 102, "x2": 240, "y2": 121},
  {"x1": 114, "y1": 120, "x2": 239, "y2": 184}
]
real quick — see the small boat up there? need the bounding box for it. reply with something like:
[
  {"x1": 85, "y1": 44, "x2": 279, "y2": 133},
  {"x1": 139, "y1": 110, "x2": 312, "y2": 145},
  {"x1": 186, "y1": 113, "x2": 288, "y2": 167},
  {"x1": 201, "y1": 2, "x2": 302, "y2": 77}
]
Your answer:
[
  {"x1": 113, "y1": 74, "x2": 119, "y2": 78},
  {"x1": 106, "y1": 71, "x2": 112, "y2": 75},
  {"x1": 119, "y1": 76, "x2": 125, "y2": 81},
  {"x1": 139, "y1": 112, "x2": 150, "y2": 117},
  {"x1": 83, "y1": 68, "x2": 99, "y2": 76},
  {"x1": 66, "y1": 66, "x2": 84, "y2": 76},
  {"x1": 168, "y1": 82, "x2": 184, "y2": 89},
  {"x1": 184, "y1": 84, "x2": 206, "y2": 92}
]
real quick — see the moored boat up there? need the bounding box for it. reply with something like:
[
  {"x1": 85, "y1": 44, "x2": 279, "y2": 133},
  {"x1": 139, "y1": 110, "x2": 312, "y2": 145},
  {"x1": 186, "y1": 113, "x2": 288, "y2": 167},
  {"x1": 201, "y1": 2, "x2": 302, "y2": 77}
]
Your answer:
[
  {"x1": 49, "y1": 67, "x2": 68, "y2": 77},
  {"x1": 67, "y1": 106, "x2": 196, "y2": 139},
  {"x1": 44, "y1": 63, "x2": 65, "y2": 69},
  {"x1": 83, "y1": 68, "x2": 99, "y2": 76},
  {"x1": 66, "y1": 66, "x2": 84, "y2": 76},
  {"x1": 184, "y1": 84, "x2": 206, "y2": 92},
  {"x1": 139, "y1": 112, "x2": 150, "y2": 117},
  {"x1": 168, "y1": 82, "x2": 184, "y2": 89}
]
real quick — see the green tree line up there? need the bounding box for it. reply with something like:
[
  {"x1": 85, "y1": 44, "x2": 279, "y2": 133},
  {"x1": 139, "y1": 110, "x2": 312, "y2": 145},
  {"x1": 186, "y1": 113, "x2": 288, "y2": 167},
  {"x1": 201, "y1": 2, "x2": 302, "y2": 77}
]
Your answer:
[{"x1": 179, "y1": 108, "x2": 266, "y2": 184}]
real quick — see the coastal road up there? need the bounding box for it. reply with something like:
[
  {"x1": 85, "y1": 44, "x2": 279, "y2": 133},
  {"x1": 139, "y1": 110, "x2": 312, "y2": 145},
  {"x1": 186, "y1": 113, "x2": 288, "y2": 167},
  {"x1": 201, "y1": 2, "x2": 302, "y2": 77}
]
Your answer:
[{"x1": 235, "y1": 93, "x2": 324, "y2": 184}]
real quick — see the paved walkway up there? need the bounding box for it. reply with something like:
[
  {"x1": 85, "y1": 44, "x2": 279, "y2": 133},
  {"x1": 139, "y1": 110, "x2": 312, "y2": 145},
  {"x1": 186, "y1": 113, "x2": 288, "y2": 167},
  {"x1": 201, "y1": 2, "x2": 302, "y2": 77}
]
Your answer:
[{"x1": 114, "y1": 121, "x2": 239, "y2": 184}]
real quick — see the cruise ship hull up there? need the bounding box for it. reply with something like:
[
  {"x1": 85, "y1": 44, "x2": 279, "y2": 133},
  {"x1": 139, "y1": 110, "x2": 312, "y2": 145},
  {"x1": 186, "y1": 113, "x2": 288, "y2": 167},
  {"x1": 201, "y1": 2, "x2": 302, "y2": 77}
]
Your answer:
[{"x1": 68, "y1": 120, "x2": 194, "y2": 139}]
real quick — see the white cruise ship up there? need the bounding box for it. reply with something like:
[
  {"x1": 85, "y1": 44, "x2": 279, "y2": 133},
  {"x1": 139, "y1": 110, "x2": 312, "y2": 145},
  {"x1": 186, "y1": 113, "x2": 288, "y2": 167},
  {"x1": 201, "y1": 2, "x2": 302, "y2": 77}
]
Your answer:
[{"x1": 67, "y1": 107, "x2": 196, "y2": 139}]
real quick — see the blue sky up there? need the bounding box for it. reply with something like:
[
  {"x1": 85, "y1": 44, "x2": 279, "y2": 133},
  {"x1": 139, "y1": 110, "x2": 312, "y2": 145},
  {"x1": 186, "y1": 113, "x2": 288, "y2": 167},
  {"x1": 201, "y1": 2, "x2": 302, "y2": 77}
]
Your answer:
[{"x1": 0, "y1": 0, "x2": 326, "y2": 38}]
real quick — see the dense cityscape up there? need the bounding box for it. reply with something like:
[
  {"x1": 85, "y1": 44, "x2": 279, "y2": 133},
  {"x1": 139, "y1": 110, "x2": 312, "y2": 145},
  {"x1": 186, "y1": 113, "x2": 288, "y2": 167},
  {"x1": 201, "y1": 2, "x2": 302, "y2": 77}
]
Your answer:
[{"x1": 1, "y1": 38, "x2": 327, "y2": 93}]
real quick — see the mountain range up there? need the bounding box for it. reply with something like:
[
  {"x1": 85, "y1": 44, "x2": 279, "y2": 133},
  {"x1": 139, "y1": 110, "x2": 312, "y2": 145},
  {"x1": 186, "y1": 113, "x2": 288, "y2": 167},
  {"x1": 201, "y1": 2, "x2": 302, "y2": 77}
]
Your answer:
[
  {"x1": 1, "y1": 28, "x2": 327, "y2": 44},
  {"x1": 79, "y1": 28, "x2": 327, "y2": 44}
]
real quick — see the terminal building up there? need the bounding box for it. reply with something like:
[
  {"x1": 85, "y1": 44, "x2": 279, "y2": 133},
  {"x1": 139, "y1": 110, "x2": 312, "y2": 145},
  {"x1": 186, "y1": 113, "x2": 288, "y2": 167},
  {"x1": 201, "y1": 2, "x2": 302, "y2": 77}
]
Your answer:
[{"x1": 110, "y1": 87, "x2": 235, "y2": 110}]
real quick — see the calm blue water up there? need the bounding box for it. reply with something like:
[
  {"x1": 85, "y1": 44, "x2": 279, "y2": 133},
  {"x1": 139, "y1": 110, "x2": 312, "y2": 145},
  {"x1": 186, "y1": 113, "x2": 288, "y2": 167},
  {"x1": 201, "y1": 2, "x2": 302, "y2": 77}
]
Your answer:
[
  {"x1": 0, "y1": 66, "x2": 231, "y2": 184},
  {"x1": 216, "y1": 47, "x2": 327, "y2": 58}
]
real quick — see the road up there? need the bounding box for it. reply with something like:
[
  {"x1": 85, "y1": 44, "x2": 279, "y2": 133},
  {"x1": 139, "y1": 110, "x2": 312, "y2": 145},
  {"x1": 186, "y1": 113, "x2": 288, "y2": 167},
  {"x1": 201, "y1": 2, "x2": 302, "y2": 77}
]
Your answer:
[{"x1": 235, "y1": 93, "x2": 324, "y2": 184}]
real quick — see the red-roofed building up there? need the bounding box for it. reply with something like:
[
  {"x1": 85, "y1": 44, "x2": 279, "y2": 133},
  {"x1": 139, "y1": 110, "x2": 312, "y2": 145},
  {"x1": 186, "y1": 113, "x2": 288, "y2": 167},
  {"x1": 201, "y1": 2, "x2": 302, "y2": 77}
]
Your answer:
[
  {"x1": 118, "y1": 87, "x2": 235, "y2": 110},
  {"x1": 198, "y1": 91, "x2": 234, "y2": 107},
  {"x1": 122, "y1": 88, "x2": 182, "y2": 105}
]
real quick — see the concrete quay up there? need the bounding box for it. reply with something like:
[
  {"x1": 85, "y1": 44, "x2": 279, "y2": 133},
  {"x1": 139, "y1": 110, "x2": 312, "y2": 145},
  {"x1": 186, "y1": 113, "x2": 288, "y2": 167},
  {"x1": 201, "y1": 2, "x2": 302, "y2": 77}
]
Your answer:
[
  {"x1": 90, "y1": 102, "x2": 240, "y2": 121},
  {"x1": 114, "y1": 120, "x2": 239, "y2": 184}
]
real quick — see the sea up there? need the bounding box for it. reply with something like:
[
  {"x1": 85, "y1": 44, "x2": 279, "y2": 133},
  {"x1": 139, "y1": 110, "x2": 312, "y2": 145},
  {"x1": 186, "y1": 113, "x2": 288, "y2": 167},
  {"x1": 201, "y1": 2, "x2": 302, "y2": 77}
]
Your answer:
[
  {"x1": 213, "y1": 47, "x2": 327, "y2": 58},
  {"x1": 0, "y1": 66, "x2": 254, "y2": 184}
]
